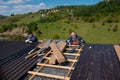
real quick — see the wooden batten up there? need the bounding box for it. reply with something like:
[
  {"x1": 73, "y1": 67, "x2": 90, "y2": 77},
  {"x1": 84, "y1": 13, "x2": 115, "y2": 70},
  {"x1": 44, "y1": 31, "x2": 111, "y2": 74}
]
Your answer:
[
  {"x1": 37, "y1": 63, "x2": 74, "y2": 70},
  {"x1": 27, "y1": 42, "x2": 83, "y2": 80},
  {"x1": 114, "y1": 45, "x2": 120, "y2": 61},
  {"x1": 49, "y1": 55, "x2": 56, "y2": 64},
  {"x1": 57, "y1": 41, "x2": 68, "y2": 52},
  {"x1": 45, "y1": 57, "x2": 78, "y2": 62},
  {"x1": 28, "y1": 71, "x2": 70, "y2": 80},
  {"x1": 63, "y1": 53, "x2": 80, "y2": 56}
]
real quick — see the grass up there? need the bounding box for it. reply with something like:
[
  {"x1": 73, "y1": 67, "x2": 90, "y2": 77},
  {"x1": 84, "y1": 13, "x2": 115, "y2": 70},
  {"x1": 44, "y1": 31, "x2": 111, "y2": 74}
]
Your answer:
[
  {"x1": 0, "y1": 14, "x2": 28, "y2": 24},
  {"x1": 0, "y1": 13, "x2": 120, "y2": 44},
  {"x1": 16, "y1": 13, "x2": 41, "y2": 24},
  {"x1": 36, "y1": 19, "x2": 120, "y2": 44}
]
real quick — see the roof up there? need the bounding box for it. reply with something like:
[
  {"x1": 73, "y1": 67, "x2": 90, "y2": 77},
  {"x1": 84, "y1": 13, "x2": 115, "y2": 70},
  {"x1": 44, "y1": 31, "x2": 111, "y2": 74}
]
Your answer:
[
  {"x1": 70, "y1": 44, "x2": 120, "y2": 80},
  {"x1": 0, "y1": 41, "x2": 39, "y2": 80},
  {"x1": 0, "y1": 41, "x2": 120, "y2": 80}
]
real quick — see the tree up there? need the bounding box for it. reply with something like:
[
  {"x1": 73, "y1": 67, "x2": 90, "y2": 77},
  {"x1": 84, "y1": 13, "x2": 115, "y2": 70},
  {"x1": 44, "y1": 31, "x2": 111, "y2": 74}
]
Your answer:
[
  {"x1": 113, "y1": 24, "x2": 118, "y2": 32},
  {"x1": 27, "y1": 22, "x2": 38, "y2": 31},
  {"x1": 11, "y1": 14, "x2": 15, "y2": 16}
]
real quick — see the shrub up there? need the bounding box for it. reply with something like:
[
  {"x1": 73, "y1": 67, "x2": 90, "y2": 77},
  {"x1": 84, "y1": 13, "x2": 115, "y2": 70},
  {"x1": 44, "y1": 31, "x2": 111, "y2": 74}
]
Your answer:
[
  {"x1": 11, "y1": 14, "x2": 15, "y2": 16},
  {"x1": 63, "y1": 28, "x2": 66, "y2": 31},
  {"x1": 56, "y1": 26, "x2": 61, "y2": 29},
  {"x1": 66, "y1": 19, "x2": 70, "y2": 24},
  {"x1": 64, "y1": 20, "x2": 68, "y2": 23},
  {"x1": 53, "y1": 35, "x2": 60, "y2": 40},
  {"x1": 92, "y1": 24, "x2": 96, "y2": 28},
  {"x1": 9, "y1": 35, "x2": 24, "y2": 40},
  {"x1": 96, "y1": 18, "x2": 99, "y2": 21},
  {"x1": 115, "y1": 19, "x2": 119, "y2": 23},
  {"x1": 61, "y1": 32, "x2": 65, "y2": 34},
  {"x1": 76, "y1": 17, "x2": 80, "y2": 21},
  {"x1": 36, "y1": 30, "x2": 42, "y2": 37},
  {"x1": 89, "y1": 17, "x2": 95, "y2": 23},
  {"x1": 69, "y1": 29, "x2": 73, "y2": 34},
  {"x1": 113, "y1": 24, "x2": 118, "y2": 32},
  {"x1": 107, "y1": 28, "x2": 110, "y2": 31},
  {"x1": 102, "y1": 22, "x2": 105, "y2": 26},
  {"x1": 45, "y1": 26, "x2": 48, "y2": 29},
  {"x1": 106, "y1": 17, "x2": 113, "y2": 23},
  {"x1": 0, "y1": 23, "x2": 18, "y2": 33},
  {"x1": 83, "y1": 17, "x2": 89, "y2": 22},
  {"x1": 74, "y1": 25, "x2": 78, "y2": 29},
  {"x1": 27, "y1": 22, "x2": 38, "y2": 31},
  {"x1": 32, "y1": 16, "x2": 34, "y2": 18}
]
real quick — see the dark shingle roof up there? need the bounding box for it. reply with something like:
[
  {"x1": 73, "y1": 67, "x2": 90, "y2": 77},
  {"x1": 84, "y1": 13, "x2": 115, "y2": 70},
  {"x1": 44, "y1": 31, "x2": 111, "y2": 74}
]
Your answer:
[
  {"x1": 70, "y1": 44, "x2": 120, "y2": 80},
  {"x1": 0, "y1": 42, "x2": 120, "y2": 80},
  {"x1": 0, "y1": 41, "x2": 39, "y2": 80}
]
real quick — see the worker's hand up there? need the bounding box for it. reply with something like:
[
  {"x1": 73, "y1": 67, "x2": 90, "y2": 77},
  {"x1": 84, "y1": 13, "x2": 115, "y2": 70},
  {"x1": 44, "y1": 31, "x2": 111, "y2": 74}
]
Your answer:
[
  {"x1": 28, "y1": 41, "x2": 33, "y2": 43},
  {"x1": 25, "y1": 39, "x2": 30, "y2": 43},
  {"x1": 25, "y1": 39, "x2": 33, "y2": 43},
  {"x1": 66, "y1": 40, "x2": 71, "y2": 45}
]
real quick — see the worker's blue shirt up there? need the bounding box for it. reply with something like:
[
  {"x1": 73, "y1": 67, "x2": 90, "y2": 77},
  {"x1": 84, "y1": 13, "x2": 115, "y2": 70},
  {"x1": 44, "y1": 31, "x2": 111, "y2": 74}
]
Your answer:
[{"x1": 25, "y1": 36, "x2": 37, "y2": 42}]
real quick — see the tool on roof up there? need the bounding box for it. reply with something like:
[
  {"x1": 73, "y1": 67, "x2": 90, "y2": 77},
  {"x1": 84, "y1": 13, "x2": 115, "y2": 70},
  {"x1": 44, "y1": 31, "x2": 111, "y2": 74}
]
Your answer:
[{"x1": 25, "y1": 40, "x2": 52, "y2": 59}]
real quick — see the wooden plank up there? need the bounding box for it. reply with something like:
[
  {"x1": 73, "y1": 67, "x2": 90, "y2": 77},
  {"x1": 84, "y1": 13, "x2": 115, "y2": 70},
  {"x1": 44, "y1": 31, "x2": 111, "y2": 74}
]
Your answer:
[
  {"x1": 32, "y1": 48, "x2": 47, "y2": 58},
  {"x1": 28, "y1": 60, "x2": 48, "y2": 80},
  {"x1": 66, "y1": 48, "x2": 79, "y2": 51},
  {"x1": 43, "y1": 50, "x2": 52, "y2": 58},
  {"x1": 65, "y1": 46, "x2": 83, "y2": 78},
  {"x1": 28, "y1": 43, "x2": 81, "y2": 80},
  {"x1": 32, "y1": 50, "x2": 42, "y2": 58},
  {"x1": 28, "y1": 71, "x2": 70, "y2": 80},
  {"x1": 51, "y1": 52, "x2": 80, "y2": 56},
  {"x1": 25, "y1": 40, "x2": 51, "y2": 59},
  {"x1": 57, "y1": 41, "x2": 67, "y2": 52},
  {"x1": 49, "y1": 41, "x2": 67, "y2": 64},
  {"x1": 27, "y1": 40, "x2": 47, "y2": 55},
  {"x1": 67, "y1": 59, "x2": 77, "y2": 62},
  {"x1": 28, "y1": 50, "x2": 51, "y2": 80},
  {"x1": 27, "y1": 47, "x2": 38, "y2": 55},
  {"x1": 50, "y1": 42, "x2": 65, "y2": 63},
  {"x1": 68, "y1": 45, "x2": 79, "y2": 47},
  {"x1": 114, "y1": 45, "x2": 120, "y2": 61},
  {"x1": 49, "y1": 55, "x2": 56, "y2": 64},
  {"x1": 37, "y1": 63, "x2": 74, "y2": 70},
  {"x1": 25, "y1": 47, "x2": 39, "y2": 59},
  {"x1": 37, "y1": 40, "x2": 50, "y2": 48},
  {"x1": 63, "y1": 53, "x2": 80, "y2": 56},
  {"x1": 45, "y1": 57, "x2": 77, "y2": 62}
]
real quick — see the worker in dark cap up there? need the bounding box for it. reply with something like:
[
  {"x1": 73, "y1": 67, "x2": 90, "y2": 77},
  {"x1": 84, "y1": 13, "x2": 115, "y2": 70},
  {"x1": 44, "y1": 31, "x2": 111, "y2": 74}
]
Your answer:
[
  {"x1": 25, "y1": 32, "x2": 37, "y2": 43},
  {"x1": 66, "y1": 31, "x2": 85, "y2": 45}
]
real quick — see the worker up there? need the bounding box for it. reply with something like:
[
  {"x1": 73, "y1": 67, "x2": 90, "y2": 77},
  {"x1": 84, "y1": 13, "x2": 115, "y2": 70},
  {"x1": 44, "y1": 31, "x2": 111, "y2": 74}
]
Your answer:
[
  {"x1": 66, "y1": 31, "x2": 85, "y2": 45},
  {"x1": 25, "y1": 32, "x2": 37, "y2": 43}
]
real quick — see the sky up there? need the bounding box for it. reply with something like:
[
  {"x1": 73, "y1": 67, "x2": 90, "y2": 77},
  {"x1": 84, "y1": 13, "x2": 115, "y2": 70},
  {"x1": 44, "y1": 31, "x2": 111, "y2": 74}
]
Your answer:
[{"x1": 0, "y1": 0, "x2": 102, "y2": 16}]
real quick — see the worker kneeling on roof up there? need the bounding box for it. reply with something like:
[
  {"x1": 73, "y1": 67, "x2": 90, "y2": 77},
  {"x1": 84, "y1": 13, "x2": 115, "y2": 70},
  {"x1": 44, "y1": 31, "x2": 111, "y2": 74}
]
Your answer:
[
  {"x1": 66, "y1": 31, "x2": 85, "y2": 45},
  {"x1": 25, "y1": 31, "x2": 37, "y2": 43}
]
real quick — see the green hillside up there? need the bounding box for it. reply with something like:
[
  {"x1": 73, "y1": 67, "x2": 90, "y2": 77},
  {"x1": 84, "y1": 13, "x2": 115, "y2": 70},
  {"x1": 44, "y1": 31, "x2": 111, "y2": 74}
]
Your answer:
[
  {"x1": 0, "y1": 0, "x2": 120, "y2": 44},
  {"x1": 36, "y1": 19, "x2": 120, "y2": 44}
]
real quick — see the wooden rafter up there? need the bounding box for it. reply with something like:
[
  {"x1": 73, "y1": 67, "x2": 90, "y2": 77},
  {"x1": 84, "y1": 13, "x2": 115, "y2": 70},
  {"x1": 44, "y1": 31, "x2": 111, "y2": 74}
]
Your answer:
[
  {"x1": 114, "y1": 45, "x2": 120, "y2": 61},
  {"x1": 65, "y1": 46, "x2": 83, "y2": 78},
  {"x1": 37, "y1": 63, "x2": 74, "y2": 70},
  {"x1": 27, "y1": 43, "x2": 83, "y2": 80},
  {"x1": 28, "y1": 71, "x2": 70, "y2": 80}
]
